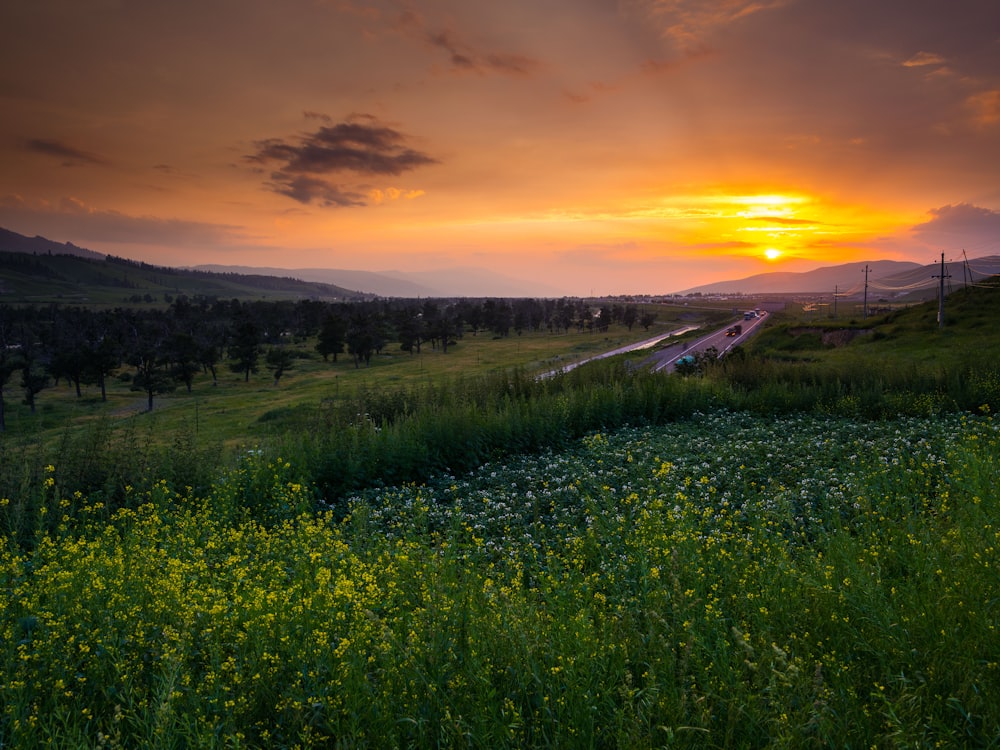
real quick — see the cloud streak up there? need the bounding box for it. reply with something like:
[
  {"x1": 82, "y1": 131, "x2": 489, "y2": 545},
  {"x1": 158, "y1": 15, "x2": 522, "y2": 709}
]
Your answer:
[
  {"x1": 426, "y1": 28, "x2": 541, "y2": 77},
  {"x1": 24, "y1": 138, "x2": 109, "y2": 166}
]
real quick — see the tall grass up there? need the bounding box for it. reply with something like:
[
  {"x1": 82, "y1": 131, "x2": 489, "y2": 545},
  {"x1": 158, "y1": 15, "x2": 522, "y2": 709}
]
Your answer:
[{"x1": 4, "y1": 350, "x2": 999, "y2": 531}]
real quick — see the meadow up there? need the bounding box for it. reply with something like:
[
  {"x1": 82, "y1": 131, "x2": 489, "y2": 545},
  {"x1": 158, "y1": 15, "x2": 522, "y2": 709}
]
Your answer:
[{"x1": 3, "y1": 285, "x2": 1000, "y2": 747}]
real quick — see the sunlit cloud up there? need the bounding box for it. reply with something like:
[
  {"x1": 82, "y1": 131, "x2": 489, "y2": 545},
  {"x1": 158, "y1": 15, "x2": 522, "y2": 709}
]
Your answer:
[
  {"x1": 640, "y1": 0, "x2": 790, "y2": 48},
  {"x1": 902, "y1": 51, "x2": 947, "y2": 68},
  {"x1": 369, "y1": 187, "x2": 427, "y2": 204},
  {"x1": 967, "y1": 90, "x2": 1000, "y2": 128}
]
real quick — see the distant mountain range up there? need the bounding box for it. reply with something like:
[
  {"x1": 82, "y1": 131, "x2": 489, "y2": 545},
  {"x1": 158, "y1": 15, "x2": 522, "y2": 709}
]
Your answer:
[
  {"x1": 677, "y1": 257, "x2": 1000, "y2": 298},
  {"x1": 192, "y1": 265, "x2": 563, "y2": 299},
  {"x1": 0, "y1": 226, "x2": 106, "y2": 261},
  {"x1": 0, "y1": 226, "x2": 561, "y2": 298},
  {"x1": 4, "y1": 226, "x2": 997, "y2": 299}
]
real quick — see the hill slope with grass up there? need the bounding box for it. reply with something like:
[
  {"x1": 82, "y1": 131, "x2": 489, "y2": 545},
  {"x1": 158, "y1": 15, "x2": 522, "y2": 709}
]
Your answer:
[{"x1": 0, "y1": 227, "x2": 366, "y2": 304}]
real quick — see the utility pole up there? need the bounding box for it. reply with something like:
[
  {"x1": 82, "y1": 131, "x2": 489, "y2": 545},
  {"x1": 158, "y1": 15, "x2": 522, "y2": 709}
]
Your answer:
[
  {"x1": 932, "y1": 252, "x2": 951, "y2": 329},
  {"x1": 833, "y1": 285, "x2": 838, "y2": 318},
  {"x1": 862, "y1": 265, "x2": 870, "y2": 320}
]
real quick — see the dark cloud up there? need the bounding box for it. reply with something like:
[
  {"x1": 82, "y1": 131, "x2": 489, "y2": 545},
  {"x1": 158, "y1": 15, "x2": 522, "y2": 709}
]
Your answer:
[
  {"x1": 247, "y1": 115, "x2": 437, "y2": 206},
  {"x1": 251, "y1": 122, "x2": 437, "y2": 176},
  {"x1": 267, "y1": 175, "x2": 366, "y2": 208},
  {"x1": 24, "y1": 138, "x2": 109, "y2": 166}
]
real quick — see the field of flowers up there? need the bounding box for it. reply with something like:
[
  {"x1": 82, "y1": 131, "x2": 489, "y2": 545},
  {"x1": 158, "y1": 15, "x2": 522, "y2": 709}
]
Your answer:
[{"x1": 3, "y1": 409, "x2": 999, "y2": 747}]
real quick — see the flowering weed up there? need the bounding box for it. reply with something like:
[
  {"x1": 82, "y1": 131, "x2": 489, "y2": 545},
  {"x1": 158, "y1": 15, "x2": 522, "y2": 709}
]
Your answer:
[{"x1": 2, "y1": 411, "x2": 999, "y2": 747}]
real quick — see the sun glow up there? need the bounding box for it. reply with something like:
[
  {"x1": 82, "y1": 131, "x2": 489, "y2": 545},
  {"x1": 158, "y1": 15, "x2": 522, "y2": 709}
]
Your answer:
[{"x1": 764, "y1": 247, "x2": 782, "y2": 260}]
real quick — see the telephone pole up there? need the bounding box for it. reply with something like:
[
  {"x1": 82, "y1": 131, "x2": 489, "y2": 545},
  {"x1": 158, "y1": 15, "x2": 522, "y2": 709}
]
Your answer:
[
  {"x1": 833, "y1": 285, "x2": 838, "y2": 318},
  {"x1": 932, "y1": 252, "x2": 951, "y2": 329},
  {"x1": 862, "y1": 265, "x2": 870, "y2": 320}
]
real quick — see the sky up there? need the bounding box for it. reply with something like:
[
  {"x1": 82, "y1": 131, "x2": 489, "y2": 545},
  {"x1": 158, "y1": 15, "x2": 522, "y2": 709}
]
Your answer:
[{"x1": 1, "y1": 0, "x2": 999, "y2": 296}]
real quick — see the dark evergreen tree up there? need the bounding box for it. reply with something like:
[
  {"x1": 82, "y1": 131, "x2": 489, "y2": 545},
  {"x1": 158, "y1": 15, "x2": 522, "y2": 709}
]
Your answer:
[
  {"x1": 228, "y1": 319, "x2": 261, "y2": 382},
  {"x1": 316, "y1": 312, "x2": 347, "y2": 362},
  {"x1": 166, "y1": 330, "x2": 201, "y2": 393},
  {"x1": 266, "y1": 346, "x2": 294, "y2": 385}
]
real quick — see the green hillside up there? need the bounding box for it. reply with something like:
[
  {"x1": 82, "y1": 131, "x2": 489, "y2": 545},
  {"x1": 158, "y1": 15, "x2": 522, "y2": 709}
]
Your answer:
[
  {"x1": 747, "y1": 277, "x2": 1000, "y2": 370},
  {"x1": 0, "y1": 251, "x2": 363, "y2": 305}
]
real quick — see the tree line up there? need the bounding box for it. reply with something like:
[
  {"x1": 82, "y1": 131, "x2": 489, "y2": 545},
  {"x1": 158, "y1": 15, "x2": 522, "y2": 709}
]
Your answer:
[{"x1": 0, "y1": 296, "x2": 657, "y2": 427}]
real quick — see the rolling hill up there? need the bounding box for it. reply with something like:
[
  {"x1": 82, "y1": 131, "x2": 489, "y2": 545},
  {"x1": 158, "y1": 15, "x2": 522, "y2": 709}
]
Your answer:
[
  {"x1": 0, "y1": 229, "x2": 364, "y2": 305},
  {"x1": 677, "y1": 256, "x2": 1000, "y2": 298}
]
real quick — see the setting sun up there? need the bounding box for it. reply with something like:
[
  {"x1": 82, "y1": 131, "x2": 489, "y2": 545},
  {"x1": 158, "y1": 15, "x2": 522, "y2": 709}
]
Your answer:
[{"x1": 764, "y1": 248, "x2": 782, "y2": 260}]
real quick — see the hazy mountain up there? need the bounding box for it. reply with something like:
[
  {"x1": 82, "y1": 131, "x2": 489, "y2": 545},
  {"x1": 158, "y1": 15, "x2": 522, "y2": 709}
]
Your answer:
[
  {"x1": 677, "y1": 260, "x2": 925, "y2": 296},
  {"x1": 0, "y1": 227, "x2": 106, "y2": 261},
  {"x1": 194, "y1": 264, "x2": 563, "y2": 298},
  {"x1": 377, "y1": 267, "x2": 564, "y2": 298}
]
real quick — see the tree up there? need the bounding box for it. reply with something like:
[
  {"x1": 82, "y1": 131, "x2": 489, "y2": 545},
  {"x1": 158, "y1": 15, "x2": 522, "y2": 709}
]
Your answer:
[
  {"x1": 0, "y1": 319, "x2": 23, "y2": 431},
  {"x1": 596, "y1": 305, "x2": 612, "y2": 333},
  {"x1": 193, "y1": 320, "x2": 226, "y2": 386},
  {"x1": 266, "y1": 346, "x2": 294, "y2": 386},
  {"x1": 228, "y1": 319, "x2": 261, "y2": 382},
  {"x1": 428, "y1": 310, "x2": 458, "y2": 354},
  {"x1": 640, "y1": 311, "x2": 658, "y2": 331},
  {"x1": 483, "y1": 300, "x2": 512, "y2": 338},
  {"x1": 555, "y1": 302, "x2": 574, "y2": 333},
  {"x1": 48, "y1": 309, "x2": 90, "y2": 397},
  {"x1": 396, "y1": 313, "x2": 424, "y2": 355},
  {"x1": 346, "y1": 315, "x2": 379, "y2": 368},
  {"x1": 13, "y1": 325, "x2": 50, "y2": 415},
  {"x1": 623, "y1": 305, "x2": 639, "y2": 331},
  {"x1": 166, "y1": 331, "x2": 201, "y2": 393},
  {"x1": 127, "y1": 316, "x2": 174, "y2": 411},
  {"x1": 316, "y1": 312, "x2": 347, "y2": 362},
  {"x1": 86, "y1": 312, "x2": 125, "y2": 402}
]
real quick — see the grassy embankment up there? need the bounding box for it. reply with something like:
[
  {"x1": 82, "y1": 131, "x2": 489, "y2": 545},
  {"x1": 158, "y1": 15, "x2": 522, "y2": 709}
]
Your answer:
[{"x1": 2, "y1": 282, "x2": 1000, "y2": 747}]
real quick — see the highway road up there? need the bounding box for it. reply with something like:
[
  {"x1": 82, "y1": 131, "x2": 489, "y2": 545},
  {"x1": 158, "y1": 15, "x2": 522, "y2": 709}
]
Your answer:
[
  {"x1": 538, "y1": 324, "x2": 699, "y2": 379},
  {"x1": 646, "y1": 311, "x2": 768, "y2": 373}
]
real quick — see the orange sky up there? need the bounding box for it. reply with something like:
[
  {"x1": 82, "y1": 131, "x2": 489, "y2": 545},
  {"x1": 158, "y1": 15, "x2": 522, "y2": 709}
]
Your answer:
[{"x1": 2, "y1": 0, "x2": 999, "y2": 295}]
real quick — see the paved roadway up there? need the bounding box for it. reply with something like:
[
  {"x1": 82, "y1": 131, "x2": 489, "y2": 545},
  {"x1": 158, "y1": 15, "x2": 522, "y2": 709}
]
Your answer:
[
  {"x1": 538, "y1": 324, "x2": 699, "y2": 379},
  {"x1": 646, "y1": 311, "x2": 768, "y2": 373}
]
